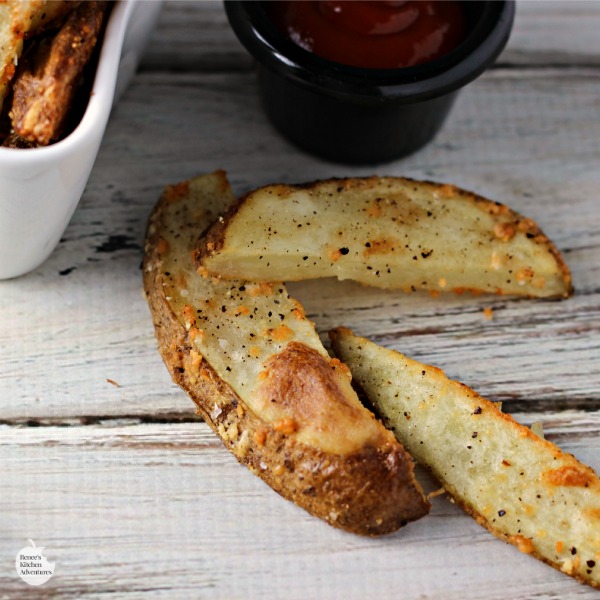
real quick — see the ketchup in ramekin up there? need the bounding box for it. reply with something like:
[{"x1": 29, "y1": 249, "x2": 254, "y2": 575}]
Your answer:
[
  {"x1": 266, "y1": 0, "x2": 468, "y2": 70},
  {"x1": 225, "y1": 0, "x2": 515, "y2": 163}
]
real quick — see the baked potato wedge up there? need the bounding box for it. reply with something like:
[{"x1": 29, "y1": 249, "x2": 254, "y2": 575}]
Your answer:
[
  {"x1": 330, "y1": 326, "x2": 600, "y2": 589},
  {"x1": 196, "y1": 177, "x2": 572, "y2": 298},
  {"x1": 0, "y1": 1, "x2": 75, "y2": 110},
  {"x1": 143, "y1": 171, "x2": 429, "y2": 536}
]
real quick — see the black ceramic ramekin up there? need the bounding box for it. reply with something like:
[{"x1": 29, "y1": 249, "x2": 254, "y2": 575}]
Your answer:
[{"x1": 225, "y1": 1, "x2": 515, "y2": 165}]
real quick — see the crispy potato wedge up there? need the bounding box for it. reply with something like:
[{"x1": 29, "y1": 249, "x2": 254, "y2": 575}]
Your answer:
[
  {"x1": 196, "y1": 177, "x2": 572, "y2": 298},
  {"x1": 143, "y1": 171, "x2": 429, "y2": 536},
  {"x1": 330, "y1": 326, "x2": 600, "y2": 589},
  {"x1": 9, "y1": 1, "x2": 108, "y2": 145},
  {"x1": 0, "y1": 1, "x2": 75, "y2": 110}
]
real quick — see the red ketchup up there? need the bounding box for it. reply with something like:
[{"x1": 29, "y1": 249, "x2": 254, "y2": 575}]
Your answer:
[{"x1": 266, "y1": 1, "x2": 468, "y2": 69}]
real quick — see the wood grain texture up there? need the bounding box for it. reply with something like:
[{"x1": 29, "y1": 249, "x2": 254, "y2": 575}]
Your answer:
[
  {"x1": 0, "y1": 1, "x2": 599, "y2": 597},
  {"x1": 0, "y1": 419, "x2": 599, "y2": 599}
]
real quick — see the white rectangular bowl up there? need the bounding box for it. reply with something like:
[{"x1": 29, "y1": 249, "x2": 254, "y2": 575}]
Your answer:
[{"x1": 0, "y1": 0, "x2": 162, "y2": 279}]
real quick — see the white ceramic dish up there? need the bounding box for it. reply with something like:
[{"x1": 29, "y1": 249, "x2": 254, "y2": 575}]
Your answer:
[{"x1": 0, "y1": 0, "x2": 162, "y2": 279}]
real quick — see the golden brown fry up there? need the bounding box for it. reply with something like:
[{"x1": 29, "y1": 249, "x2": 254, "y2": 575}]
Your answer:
[
  {"x1": 0, "y1": 1, "x2": 75, "y2": 110},
  {"x1": 9, "y1": 1, "x2": 108, "y2": 145}
]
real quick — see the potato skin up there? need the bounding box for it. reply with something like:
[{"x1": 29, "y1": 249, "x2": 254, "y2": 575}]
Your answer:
[{"x1": 143, "y1": 173, "x2": 430, "y2": 536}]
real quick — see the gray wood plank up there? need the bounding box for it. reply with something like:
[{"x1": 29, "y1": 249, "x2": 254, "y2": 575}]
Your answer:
[{"x1": 0, "y1": 419, "x2": 598, "y2": 599}]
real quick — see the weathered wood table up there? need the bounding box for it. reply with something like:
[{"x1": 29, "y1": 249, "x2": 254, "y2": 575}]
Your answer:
[{"x1": 1, "y1": 2, "x2": 599, "y2": 598}]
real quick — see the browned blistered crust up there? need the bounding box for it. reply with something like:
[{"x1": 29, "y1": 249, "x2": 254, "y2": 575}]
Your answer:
[
  {"x1": 195, "y1": 176, "x2": 573, "y2": 298},
  {"x1": 257, "y1": 342, "x2": 374, "y2": 435},
  {"x1": 144, "y1": 174, "x2": 430, "y2": 536},
  {"x1": 9, "y1": 1, "x2": 108, "y2": 145},
  {"x1": 1, "y1": 2, "x2": 78, "y2": 107}
]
